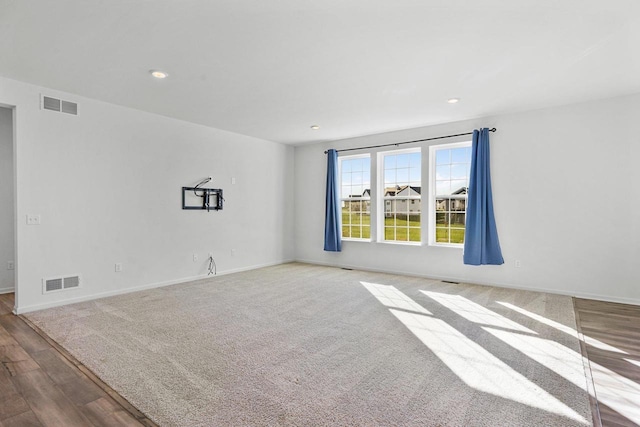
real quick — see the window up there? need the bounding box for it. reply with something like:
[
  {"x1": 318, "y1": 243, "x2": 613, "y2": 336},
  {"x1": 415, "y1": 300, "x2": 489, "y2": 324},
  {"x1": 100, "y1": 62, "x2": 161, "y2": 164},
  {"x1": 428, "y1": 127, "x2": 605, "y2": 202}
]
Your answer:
[
  {"x1": 429, "y1": 142, "x2": 472, "y2": 246},
  {"x1": 339, "y1": 155, "x2": 371, "y2": 240},
  {"x1": 379, "y1": 149, "x2": 421, "y2": 243}
]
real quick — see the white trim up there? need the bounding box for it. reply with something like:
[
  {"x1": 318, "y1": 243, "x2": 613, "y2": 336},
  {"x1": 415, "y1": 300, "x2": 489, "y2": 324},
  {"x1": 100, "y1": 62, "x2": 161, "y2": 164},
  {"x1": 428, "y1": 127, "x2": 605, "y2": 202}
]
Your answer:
[
  {"x1": 294, "y1": 259, "x2": 640, "y2": 307},
  {"x1": 432, "y1": 242, "x2": 464, "y2": 249},
  {"x1": 0, "y1": 286, "x2": 14, "y2": 294},
  {"x1": 338, "y1": 152, "x2": 370, "y2": 161},
  {"x1": 15, "y1": 259, "x2": 293, "y2": 314},
  {"x1": 376, "y1": 241, "x2": 421, "y2": 247}
]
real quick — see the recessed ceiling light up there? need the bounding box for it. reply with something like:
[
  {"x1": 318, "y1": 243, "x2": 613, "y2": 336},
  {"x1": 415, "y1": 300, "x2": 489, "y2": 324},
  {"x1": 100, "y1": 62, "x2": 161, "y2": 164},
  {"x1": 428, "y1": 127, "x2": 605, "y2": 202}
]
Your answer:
[
  {"x1": 310, "y1": 125, "x2": 320, "y2": 130},
  {"x1": 447, "y1": 98, "x2": 460, "y2": 104},
  {"x1": 150, "y1": 70, "x2": 168, "y2": 79}
]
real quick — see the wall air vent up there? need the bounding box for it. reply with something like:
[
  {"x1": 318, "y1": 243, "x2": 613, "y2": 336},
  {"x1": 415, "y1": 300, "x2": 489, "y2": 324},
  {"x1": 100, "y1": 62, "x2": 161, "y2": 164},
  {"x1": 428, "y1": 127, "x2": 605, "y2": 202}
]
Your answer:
[
  {"x1": 44, "y1": 278, "x2": 63, "y2": 292},
  {"x1": 63, "y1": 276, "x2": 80, "y2": 289},
  {"x1": 42, "y1": 275, "x2": 81, "y2": 294},
  {"x1": 61, "y1": 100, "x2": 78, "y2": 115},
  {"x1": 42, "y1": 96, "x2": 61, "y2": 112},
  {"x1": 41, "y1": 94, "x2": 78, "y2": 115}
]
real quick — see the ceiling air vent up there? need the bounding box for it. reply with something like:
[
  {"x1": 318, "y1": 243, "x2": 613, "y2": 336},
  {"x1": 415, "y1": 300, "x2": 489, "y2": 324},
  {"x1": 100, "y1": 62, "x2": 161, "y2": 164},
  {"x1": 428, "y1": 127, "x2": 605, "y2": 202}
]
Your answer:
[
  {"x1": 41, "y1": 94, "x2": 78, "y2": 116},
  {"x1": 42, "y1": 275, "x2": 81, "y2": 294}
]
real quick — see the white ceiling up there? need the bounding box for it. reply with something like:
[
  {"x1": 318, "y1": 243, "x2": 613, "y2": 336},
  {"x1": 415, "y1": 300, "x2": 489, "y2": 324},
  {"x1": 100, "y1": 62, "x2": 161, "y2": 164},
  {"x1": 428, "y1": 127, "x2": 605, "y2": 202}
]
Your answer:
[{"x1": 0, "y1": 0, "x2": 638, "y2": 145}]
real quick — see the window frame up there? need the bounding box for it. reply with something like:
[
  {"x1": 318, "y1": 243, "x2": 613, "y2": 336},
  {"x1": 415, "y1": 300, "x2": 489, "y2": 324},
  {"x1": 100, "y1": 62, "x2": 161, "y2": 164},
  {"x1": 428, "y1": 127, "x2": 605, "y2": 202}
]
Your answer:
[
  {"x1": 376, "y1": 147, "x2": 422, "y2": 245},
  {"x1": 338, "y1": 153, "x2": 372, "y2": 242},
  {"x1": 428, "y1": 141, "x2": 472, "y2": 248}
]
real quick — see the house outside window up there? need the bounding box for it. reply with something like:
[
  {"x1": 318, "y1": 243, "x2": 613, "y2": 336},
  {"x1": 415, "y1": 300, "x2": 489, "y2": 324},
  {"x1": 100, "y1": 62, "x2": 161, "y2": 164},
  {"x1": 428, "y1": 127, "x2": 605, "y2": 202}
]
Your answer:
[
  {"x1": 339, "y1": 154, "x2": 371, "y2": 240},
  {"x1": 429, "y1": 142, "x2": 472, "y2": 246},
  {"x1": 378, "y1": 148, "x2": 421, "y2": 243}
]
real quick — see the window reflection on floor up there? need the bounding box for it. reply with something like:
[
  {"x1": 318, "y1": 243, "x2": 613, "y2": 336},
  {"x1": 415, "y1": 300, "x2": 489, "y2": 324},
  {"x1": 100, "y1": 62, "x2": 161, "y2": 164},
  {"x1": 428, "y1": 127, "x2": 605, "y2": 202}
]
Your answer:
[{"x1": 361, "y1": 282, "x2": 588, "y2": 424}]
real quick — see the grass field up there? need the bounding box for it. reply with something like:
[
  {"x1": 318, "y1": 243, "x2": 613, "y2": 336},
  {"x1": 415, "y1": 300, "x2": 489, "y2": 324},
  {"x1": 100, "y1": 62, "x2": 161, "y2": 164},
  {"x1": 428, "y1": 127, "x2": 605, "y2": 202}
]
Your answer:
[
  {"x1": 342, "y1": 211, "x2": 371, "y2": 239},
  {"x1": 342, "y1": 211, "x2": 465, "y2": 243},
  {"x1": 435, "y1": 227, "x2": 465, "y2": 244}
]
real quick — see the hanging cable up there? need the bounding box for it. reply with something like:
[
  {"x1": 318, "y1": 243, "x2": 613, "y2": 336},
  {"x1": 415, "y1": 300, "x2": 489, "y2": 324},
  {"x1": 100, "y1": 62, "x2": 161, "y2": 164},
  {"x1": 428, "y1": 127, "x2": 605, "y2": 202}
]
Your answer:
[
  {"x1": 207, "y1": 255, "x2": 217, "y2": 276},
  {"x1": 193, "y1": 177, "x2": 212, "y2": 197}
]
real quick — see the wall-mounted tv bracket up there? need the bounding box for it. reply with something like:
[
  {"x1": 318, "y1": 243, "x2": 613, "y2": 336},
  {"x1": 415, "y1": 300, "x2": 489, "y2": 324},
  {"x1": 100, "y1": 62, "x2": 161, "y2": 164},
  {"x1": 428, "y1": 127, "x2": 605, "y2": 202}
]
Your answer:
[
  {"x1": 182, "y1": 178, "x2": 223, "y2": 212},
  {"x1": 182, "y1": 187, "x2": 223, "y2": 211}
]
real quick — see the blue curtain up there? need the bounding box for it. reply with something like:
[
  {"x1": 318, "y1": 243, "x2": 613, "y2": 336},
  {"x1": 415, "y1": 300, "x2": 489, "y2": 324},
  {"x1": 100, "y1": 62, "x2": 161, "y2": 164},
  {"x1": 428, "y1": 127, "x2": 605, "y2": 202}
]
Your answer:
[
  {"x1": 324, "y1": 149, "x2": 342, "y2": 252},
  {"x1": 463, "y1": 128, "x2": 504, "y2": 265}
]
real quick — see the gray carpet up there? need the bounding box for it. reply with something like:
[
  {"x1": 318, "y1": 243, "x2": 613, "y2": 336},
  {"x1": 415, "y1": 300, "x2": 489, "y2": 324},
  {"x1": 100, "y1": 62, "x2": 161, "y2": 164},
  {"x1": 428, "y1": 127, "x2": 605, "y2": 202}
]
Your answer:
[{"x1": 26, "y1": 263, "x2": 593, "y2": 427}]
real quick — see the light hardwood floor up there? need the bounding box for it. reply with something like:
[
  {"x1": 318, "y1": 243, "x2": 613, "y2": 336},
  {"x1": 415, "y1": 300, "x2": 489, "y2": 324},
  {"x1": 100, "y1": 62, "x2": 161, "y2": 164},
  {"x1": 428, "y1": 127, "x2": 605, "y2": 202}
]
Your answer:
[
  {"x1": 575, "y1": 298, "x2": 640, "y2": 427},
  {"x1": 1, "y1": 292, "x2": 639, "y2": 426}
]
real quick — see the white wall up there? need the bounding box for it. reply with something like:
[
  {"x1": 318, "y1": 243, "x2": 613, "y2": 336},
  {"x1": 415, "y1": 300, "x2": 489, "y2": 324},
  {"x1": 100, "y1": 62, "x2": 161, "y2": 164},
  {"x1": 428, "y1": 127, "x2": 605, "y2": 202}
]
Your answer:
[
  {"x1": 294, "y1": 93, "x2": 640, "y2": 305},
  {"x1": 0, "y1": 76, "x2": 294, "y2": 313},
  {"x1": 0, "y1": 106, "x2": 14, "y2": 293},
  {"x1": 4, "y1": 69, "x2": 637, "y2": 311}
]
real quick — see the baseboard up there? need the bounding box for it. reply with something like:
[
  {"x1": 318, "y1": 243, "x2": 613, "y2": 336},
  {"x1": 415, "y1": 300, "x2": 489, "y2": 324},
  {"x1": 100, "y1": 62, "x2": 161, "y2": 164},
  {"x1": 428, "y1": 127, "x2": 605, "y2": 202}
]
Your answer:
[
  {"x1": 17, "y1": 258, "x2": 638, "y2": 313},
  {"x1": 16, "y1": 259, "x2": 294, "y2": 314},
  {"x1": 294, "y1": 258, "x2": 640, "y2": 307},
  {"x1": 0, "y1": 286, "x2": 14, "y2": 294}
]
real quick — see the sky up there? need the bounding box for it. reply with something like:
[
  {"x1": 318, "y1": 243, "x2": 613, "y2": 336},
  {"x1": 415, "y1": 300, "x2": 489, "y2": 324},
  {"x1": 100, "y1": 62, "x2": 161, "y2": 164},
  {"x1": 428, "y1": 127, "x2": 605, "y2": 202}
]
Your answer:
[{"x1": 340, "y1": 148, "x2": 471, "y2": 198}]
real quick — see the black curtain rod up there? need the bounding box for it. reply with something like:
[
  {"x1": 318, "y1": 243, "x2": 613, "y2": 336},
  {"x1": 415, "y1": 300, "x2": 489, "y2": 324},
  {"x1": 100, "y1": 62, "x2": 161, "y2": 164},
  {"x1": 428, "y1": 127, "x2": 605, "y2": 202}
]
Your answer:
[{"x1": 324, "y1": 128, "x2": 497, "y2": 154}]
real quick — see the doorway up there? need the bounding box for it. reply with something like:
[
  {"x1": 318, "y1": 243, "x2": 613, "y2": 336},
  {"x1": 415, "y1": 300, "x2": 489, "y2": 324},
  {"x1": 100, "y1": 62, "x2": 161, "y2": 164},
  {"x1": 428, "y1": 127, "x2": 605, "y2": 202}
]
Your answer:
[{"x1": 0, "y1": 106, "x2": 15, "y2": 296}]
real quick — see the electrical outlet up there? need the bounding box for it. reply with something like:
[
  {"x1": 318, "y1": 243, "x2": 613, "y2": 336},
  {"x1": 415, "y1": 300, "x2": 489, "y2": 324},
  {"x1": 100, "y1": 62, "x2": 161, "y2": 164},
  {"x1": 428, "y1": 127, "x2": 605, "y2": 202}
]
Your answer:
[
  {"x1": 231, "y1": 177, "x2": 236, "y2": 185},
  {"x1": 193, "y1": 253, "x2": 199, "y2": 262},
  {"x1": 7, "y1": 261, "x2": 14, "y2": 270},
  {"x1": 231, "y1": 249, "x2": 237, "y2": 256},
  {"x1": 515, "y1": 260, "x2": 522, "y2": 268},
  {"x1": 208, "y1": 252, "x2": 214, "y2": 259},
  {"x1": 115, "y1": 263, "x2": 122, "y2": 272},
  {"x1": 26, "y1": 214, "x2": 41, "y2": 225}
]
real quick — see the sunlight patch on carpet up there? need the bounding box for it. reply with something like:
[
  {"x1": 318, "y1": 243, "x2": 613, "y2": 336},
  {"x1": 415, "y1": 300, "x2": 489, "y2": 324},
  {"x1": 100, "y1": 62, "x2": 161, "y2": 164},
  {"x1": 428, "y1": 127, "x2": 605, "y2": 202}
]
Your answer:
[
  {"x1": 389, "y1": 308, "x2": 588, "y2": 425},
  {"x1": 497, "y1": 301, "x2": 627, "y2": 355},
  {"x1": 420, "y1": 291, "x2": 536, "y2": 334},
  {"x1": 361, "y1": 281, "x2": 431, "y2": 314},
  {"x1": 486, "y1": 326, "x2": 640, "y2": 423},
  {"x1": 483, "y1": 328, "x2": 587, "y2": 389}
]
